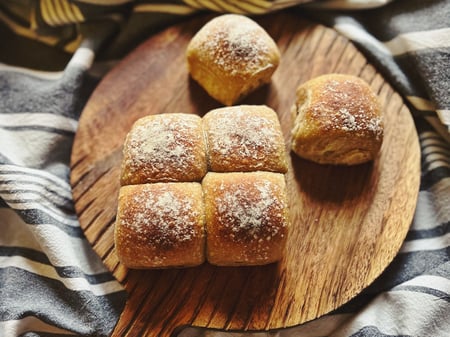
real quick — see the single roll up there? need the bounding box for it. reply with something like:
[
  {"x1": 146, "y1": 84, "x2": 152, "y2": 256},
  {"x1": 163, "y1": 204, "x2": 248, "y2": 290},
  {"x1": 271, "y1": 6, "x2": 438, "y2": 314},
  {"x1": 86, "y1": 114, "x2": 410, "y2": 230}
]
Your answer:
[
  {"x1": 203, "y1": 105, "x2": 288, "y2": 173},
  {"x1": 114, "y1": 182, "x2": 206, "y2": 268},
  {"x1": 186, "y1": 14, "x2": 280, "y2": 106},
  {"x1": 203, "y1": 171, "x2": 289, "y2": 266},
  {"x1": 291, "y1": 74, "x2": 383, "y2": 165},
  {"x1": 120, "y1": 113, "x2": 207, "y2": 185}
]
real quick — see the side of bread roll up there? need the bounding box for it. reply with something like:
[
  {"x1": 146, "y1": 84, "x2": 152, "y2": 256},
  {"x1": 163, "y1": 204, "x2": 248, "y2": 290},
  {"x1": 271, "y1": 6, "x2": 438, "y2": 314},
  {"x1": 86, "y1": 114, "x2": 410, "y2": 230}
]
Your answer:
[
  {"x1": 115, "y1": 183, "x2": 206, "y2": 268},
  {"x1": 120, "y1": 113, "x2": 207, "y2": 185},
  {"x1": 186, "y1": 14, "x2": 280, "y2": 106},
  {"x1": 203, "y1": 105, "x2": 288, "y2": 173},
  {"x1": 291, "y1": 74, "x2": 383, "y2": 165},
  {"x1": 203, "y1": 171, "x2": 289, "y2": 266}
]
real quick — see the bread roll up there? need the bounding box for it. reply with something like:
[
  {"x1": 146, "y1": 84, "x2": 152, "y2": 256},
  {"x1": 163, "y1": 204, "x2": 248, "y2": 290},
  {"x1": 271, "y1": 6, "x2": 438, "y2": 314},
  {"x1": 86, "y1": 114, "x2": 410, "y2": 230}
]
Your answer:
[
  {"x1": 203, "y1": 171, "x2": 289, "y2": 266},
  {"x1": 186, "y1": 14, "x2": 280, "y2": 106},
  {"x1": 291, "y1": 74, "x2": 383, "y2": 165},
  {"x1": 120, "y1": 113, "x2": 207, "y2": 185},
  {"x1": 114, "y1": 183, "x2": 205, "y2": 268},
  {"x1": 203, "y1": 105, "x2": 288, "y2": 173}
]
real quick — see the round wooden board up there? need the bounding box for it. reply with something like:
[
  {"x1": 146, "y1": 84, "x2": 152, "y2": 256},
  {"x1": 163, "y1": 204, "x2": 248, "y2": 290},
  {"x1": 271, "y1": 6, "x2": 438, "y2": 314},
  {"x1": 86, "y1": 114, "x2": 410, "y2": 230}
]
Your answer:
[{"x1": 70, "y1": 12, "x2": 420, "y2": 337}]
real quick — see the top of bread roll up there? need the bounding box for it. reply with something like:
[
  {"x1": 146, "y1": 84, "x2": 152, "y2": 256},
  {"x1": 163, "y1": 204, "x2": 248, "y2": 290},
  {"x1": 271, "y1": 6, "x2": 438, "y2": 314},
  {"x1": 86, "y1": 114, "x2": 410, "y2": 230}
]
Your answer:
[
  {"x1": 203, "y1": 171, "x2": 289, "y2": 266},
  {"x1": 203, "y1": 105, "x2": 288, "y2": 173},
  {"x1": 291, "y1": 73, "x2": 383, "y2": 165},
  {"x1": 120, "y1": 113, "x2": 207, "y2": 185},
  {"x1": 186, "y1": 14, "x2": 280, "y2": 105},
  {"x1": 188, "y1": 14, "x2": 278, "y2": 75},
  {"x1": 115, "y1": 182, "x2": 205, "y2": 268}
]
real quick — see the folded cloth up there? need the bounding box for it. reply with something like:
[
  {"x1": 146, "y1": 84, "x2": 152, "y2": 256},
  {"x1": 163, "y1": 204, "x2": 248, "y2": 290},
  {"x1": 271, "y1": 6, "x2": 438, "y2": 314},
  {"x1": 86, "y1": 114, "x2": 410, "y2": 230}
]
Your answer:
[
  {"x1": 0, "y1": 1, "x2": 448, "y2": 337},
  {"x1": 0, "y1": 49, "x2": 127, "y2": 337}
]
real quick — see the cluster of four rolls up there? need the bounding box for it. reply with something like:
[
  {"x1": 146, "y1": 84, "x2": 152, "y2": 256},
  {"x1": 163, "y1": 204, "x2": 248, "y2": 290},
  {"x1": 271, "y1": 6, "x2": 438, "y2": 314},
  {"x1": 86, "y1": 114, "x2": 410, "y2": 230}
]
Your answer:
[{"x1": 114, "y1": 105, "x2": 290, "y2": 268}]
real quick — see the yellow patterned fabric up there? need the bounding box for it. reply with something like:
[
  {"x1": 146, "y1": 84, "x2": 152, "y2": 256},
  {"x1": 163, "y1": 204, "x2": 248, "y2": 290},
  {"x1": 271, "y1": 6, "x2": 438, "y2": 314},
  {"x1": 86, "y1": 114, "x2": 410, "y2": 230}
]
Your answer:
[{"x1": 1, "y1": 0, "x2": 312, "y2": 53}]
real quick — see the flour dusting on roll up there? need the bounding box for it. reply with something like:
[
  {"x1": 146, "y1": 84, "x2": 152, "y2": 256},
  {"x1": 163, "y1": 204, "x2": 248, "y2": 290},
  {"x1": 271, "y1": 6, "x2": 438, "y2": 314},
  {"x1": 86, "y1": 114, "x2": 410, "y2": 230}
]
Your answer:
[
  {"x1": 203, "y1": 171, "x2": 289, "y2": 266},
  {"x1": 116, "y1": 106, "x2": 290, "y2": 269},
  {"x1": 120, "y1": 113, "x2": 207, "y2": 185},
  {"x1": 291, "y1": 74, "x2": 383, "y2": 165},
  {"x1": 186, "y1": 14, "x2": 280, "y2": 105},
  {"x1": 115, "y1": 183, "x2": 205, "y2": 268},
  {"x1": 203, "y1": 105, "x2": 288, "y2": 173}
]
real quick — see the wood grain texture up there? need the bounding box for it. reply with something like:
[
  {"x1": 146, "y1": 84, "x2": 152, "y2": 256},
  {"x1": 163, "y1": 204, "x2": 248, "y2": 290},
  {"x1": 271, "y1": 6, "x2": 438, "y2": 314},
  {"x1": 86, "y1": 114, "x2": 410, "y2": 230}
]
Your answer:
[{"x1": 70, "y1": 12, "x2": 421, "y2": 337}]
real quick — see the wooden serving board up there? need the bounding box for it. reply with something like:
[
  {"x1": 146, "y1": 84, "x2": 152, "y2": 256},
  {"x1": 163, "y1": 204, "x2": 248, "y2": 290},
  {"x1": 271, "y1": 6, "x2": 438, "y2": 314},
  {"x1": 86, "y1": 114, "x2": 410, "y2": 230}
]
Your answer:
[{"x1": 70, "y1": 12, "x2": 420, "y2": 337}]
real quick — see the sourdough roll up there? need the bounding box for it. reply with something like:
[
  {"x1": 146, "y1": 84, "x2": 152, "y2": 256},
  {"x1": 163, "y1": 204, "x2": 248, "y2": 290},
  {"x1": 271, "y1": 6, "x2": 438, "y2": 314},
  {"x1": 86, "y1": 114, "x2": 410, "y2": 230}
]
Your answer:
[
  {"x1": 120, "y1": 113, "x2": 207, "y2": 185},
  {"x1": 291, "y1": 74, "x2": 383, "y2": 165},
  {"x1": 186, "y1": 14, "x2": 280, "y2": 105},
  {"x1": 203, "y1": 105, "x2": 288, "y2": 173},
  {"x1": 114, "y1": 183, "x2": 205, "y2": 268},
  {"x1": 203, "y1": 172, "x2": 289, "y2": 266}
]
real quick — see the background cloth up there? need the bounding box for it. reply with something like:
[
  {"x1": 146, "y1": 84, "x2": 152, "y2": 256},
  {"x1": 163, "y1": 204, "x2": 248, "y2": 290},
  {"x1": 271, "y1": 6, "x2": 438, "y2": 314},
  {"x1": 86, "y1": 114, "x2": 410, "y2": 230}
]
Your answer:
[{"x1": 0, "y1": 0, "x2": 449, "y2": 336}]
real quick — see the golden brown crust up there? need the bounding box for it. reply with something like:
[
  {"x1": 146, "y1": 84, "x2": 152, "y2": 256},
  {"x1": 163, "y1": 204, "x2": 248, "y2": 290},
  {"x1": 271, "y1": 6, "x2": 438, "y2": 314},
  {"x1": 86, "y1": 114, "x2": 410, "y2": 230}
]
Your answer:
[
  {"x1": 120, "y1": 113, "x2": 207, "y2": 185},
  {"x1": 186, "y1": 14, "x2": 280, "y2": 106},
  {"x1": 203, "y1": 171, "x2": 289, "y2": 266},
  {"x1": 117, "y1": 106, "x2": 290, "y2": 269},
  {"x1": 114, "y1": 183, "x2": 205, "y2": 268},
  {"x1": 291, "y1": 73, "x2": 383, "y2": 165},
  {"x1": 203, "y1": 105, "x2": 288, "y2": 173}
]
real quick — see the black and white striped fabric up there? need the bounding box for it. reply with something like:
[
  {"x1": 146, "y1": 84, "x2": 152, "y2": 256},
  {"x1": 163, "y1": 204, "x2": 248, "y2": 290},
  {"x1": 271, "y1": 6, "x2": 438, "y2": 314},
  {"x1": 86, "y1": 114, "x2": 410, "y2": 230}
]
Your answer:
[
  {"x1": 0, "y1": 1, "x2": 448, "y2": 337},
  {"x1": 0, "y1": 50, "x2": 127, "y2": 336}
]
